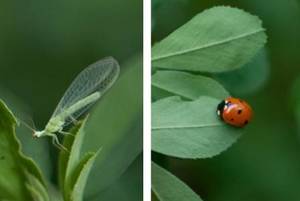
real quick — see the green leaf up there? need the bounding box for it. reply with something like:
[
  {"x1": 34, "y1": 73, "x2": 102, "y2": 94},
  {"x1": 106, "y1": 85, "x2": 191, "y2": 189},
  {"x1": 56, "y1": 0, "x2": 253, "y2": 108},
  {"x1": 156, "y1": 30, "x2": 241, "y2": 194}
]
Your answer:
[
  {"x1": 152, "y1": 70, "x2": 229, "y2": 101},
  {"x1": 0, "y1": 100, "x2": 48, "y2": 201},
  {"x1": 0, "y1": 87, "x2": 53, "y2": 180},
  {"x1": 58, "y1": 122, "x2": 81, "y2": 190},
  {"x1": 152, "y1": 96, "x2": 242, "y2": 158},
  {"x1": 58, "y1": 118, "x2": 88, "y2": 200},
  {"x1": 69, "y1": 152, "x2": 99, "y2": 201},
  {"x1": 214, "y1": 48, "x2": 270, "y2": 96},
  {"x1": 152, "y1": 162, "x2": 203, "y2": 201},
  {"x1": 58, "y1": 117, "x2": 100, "y2": 201},
  {"x1": 152, "y1": 6, "x2": 267, "y2": 73},
  {"x1": 81, "y1": 55, "x2": 143, "y2": 198},
  {"x1": 25, "y1": 171, "x2": 49, "y2": 201},
  {"x1": 152, "y1": 85, "x2": 174, "y2": 102},
  {"x1": 26, "y1": 184, "x2": 45, "y2": 201}
]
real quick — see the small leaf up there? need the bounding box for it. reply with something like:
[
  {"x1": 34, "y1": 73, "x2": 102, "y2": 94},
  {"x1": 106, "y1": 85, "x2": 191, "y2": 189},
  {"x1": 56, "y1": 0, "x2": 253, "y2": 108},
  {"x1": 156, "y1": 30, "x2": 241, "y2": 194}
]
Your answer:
[
  {"x1": 64, "y1": 121, "x2": 87, "y2": 187},
  {"x1": 70, "y1": 151, "x2": 99, "y2": 201},
  {"x1": 152, "y1": 70, "x2": 229, "y2": 101},
  {"x1": 152, "y1": 96, "x2": 242, "y2": 158},
  {"x1": 25, "y1": 171, "x2": 49, "y2": 201},
  {"x1": 58, "y1": 118, "x2": 88, "y2": 200},
  {"x1": 214, "y1": 48, "x2": 270, "y2": 96},
  {"x1": 25, "y1": 184, "x2": 45, "y2": 201},
  {"x1": 152, "y1": 6, "x2": 267, "y2": 73},
  {"x1": 152, "y1": 162, "x2": 203, "y2": 201},
  {"x1": 58, "y1": 122, "x2": 81, "y2": 190},
  {"x1": 0, "y1": 100, "x2": 48, "y2": 201}
]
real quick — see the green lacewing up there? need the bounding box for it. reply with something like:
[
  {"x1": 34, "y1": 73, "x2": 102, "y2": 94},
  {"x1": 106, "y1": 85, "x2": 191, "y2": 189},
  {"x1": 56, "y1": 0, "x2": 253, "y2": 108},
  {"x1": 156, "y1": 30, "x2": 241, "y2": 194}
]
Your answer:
[{"x1": 24, "y1": 57, "x2": 120, "y2": 150}]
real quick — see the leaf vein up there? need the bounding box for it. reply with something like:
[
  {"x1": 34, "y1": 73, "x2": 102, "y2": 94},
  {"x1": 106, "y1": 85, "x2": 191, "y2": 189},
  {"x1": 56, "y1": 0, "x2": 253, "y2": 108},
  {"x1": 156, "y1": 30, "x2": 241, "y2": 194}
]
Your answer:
[
  {"x1": 152, "y1": 29, "x2": 265, "y2": 61},
  {"x1": 152, "y1": 123, "x2": 223, "y2": 130}
]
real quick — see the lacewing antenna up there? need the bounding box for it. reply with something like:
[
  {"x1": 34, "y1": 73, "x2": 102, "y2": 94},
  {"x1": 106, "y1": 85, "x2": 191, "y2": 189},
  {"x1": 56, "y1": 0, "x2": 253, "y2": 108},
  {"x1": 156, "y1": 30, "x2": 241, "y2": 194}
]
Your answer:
[{"x1": 19, "y1": 118, "x2": 35, "y2": 133}]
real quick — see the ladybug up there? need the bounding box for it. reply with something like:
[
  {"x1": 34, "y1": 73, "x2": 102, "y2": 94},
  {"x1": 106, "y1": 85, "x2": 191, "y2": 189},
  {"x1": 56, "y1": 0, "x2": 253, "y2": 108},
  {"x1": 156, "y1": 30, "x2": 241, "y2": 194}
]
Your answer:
[{"x1": 217, "y1": 97, "x2": 253, "y2": 127}]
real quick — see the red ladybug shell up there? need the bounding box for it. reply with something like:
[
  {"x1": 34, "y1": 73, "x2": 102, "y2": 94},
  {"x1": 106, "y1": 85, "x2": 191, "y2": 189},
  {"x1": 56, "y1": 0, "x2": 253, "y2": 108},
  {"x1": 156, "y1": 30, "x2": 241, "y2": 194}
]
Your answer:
[{"x1": 217, "y1": 97, "x2": 253, "y2": 127}]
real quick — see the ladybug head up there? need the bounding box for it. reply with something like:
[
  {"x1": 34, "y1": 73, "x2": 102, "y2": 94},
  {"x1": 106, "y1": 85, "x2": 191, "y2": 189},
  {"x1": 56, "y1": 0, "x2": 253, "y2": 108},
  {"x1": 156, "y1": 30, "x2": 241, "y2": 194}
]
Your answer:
[{"x1": 217, "y1": 100, "x2": 225, "y2": 119}]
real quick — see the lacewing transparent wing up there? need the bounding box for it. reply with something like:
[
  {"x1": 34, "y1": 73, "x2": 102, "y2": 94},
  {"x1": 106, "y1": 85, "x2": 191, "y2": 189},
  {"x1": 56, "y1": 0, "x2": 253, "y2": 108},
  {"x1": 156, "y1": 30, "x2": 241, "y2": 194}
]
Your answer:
[{"x1": 50, "y1": 57, "x2": 120, "y2": 127}]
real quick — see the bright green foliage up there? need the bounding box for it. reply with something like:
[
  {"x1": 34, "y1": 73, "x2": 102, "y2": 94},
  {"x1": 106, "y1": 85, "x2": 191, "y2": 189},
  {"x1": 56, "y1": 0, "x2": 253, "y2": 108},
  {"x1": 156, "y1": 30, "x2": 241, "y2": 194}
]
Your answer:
[
  {"x1": 25, "y1": 171, "x2": 49, "y2": 201},
  {"x1": 58, "y1": 118, "x2": 100, "y2": 201},
  {"x1": 65, "y1": 122, "x2": 89, "y2": 193},
  {"x1": 152, "y1": 71, "x2": 229, "y2": 101},
  {"x1": 152, "y1": 6, "x2": 267, "y2": 73},
  {"x1": 152, "y1": 96, "x2": 242, "y2": 158},
  {"x1": 151, "y1": 6, "x2": 267, "y2": 200},
  {"x1": 0, "y1": 100, "x2": 48, "y2": 201},
  {"x1": 69, "y1": 152, "x2": 99, "y2": 201},
  {"x1": 58, "y1": 121, "x2": 84, "y2": 191},
  {"x1": 152, "y1": 162, "x2": 203, "y2": 201}
]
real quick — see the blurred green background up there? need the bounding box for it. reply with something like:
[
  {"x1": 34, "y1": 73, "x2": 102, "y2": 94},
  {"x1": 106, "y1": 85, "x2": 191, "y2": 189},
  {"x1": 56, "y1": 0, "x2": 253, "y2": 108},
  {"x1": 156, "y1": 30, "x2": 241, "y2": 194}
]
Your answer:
[
  {"x1": 152, "y1": 0, "x2": 300, "y2": 201},
  {"x1": 0, "y1": 0, "x2": 142, "y2": 200}
]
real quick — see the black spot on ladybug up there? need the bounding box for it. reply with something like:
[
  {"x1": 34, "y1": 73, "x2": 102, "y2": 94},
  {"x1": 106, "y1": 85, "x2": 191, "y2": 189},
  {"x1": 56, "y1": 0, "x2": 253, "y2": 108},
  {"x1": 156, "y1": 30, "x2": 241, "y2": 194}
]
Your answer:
[
  {"x1": 244, "y1": 120, "x2": 248, "y2": 125},
  {"x1": 217, "y1": 100, "x2": 225, "y2": 120},
  {"x1": 237, "y1": 109, "x2": 242, "y2": 114},
  {"x1": 230, "y1": 118, "x2": 234, "y2": 121}
]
